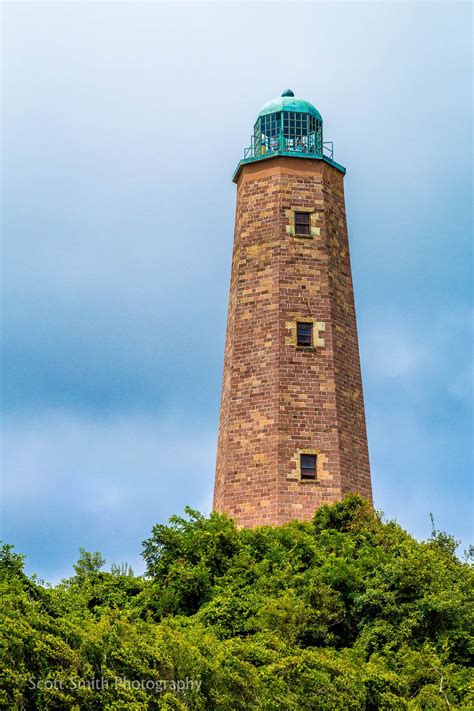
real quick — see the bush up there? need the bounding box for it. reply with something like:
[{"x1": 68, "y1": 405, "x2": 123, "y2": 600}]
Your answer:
[{"x1": 1, "y1": 497, "x2": 472, "y2": 709}]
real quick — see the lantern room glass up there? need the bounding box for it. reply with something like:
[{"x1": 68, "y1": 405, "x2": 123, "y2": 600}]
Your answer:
[{"x1": 253, "y1": 111, "x2": 323, "y2": 157}]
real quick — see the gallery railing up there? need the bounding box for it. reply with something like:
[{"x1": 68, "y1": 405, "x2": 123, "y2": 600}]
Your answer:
[{"x1": 243, "y1": 134, "x2": 334, "y2": 161}]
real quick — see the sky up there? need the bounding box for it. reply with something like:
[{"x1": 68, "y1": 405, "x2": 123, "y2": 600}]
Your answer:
[{"x1": 2, "y1": 1, "x2": 472, "y2": 582}]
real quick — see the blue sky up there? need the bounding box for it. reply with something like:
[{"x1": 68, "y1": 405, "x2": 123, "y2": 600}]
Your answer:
[{"x1": 2, "y1": 2, "x2": 472, "y2": 582}]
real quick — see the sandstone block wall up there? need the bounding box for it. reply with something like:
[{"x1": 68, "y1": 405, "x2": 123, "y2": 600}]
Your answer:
[{"x1": 214, "y1": 157, "x2": 372, "y2": 527}]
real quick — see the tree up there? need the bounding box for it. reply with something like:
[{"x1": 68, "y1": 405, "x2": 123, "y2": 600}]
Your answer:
[
  {"x1": 73, "y1": 548, "x2": 106, "y2": 578},
  {"x1": 1, "y1": 497, "x2": 472, "y2": 709}
]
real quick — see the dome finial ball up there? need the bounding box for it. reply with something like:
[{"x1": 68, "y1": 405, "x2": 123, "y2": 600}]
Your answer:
[{"x1": 281, "y1": 89, "x2": 294, "y2": 97}]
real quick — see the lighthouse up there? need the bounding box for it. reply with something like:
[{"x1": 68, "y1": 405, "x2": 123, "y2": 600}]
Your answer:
[{"x1": 214, "y1": 90, "x2": 372, "y2": 527}]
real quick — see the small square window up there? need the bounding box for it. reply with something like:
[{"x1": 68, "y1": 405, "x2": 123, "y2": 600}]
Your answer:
[
  {"x1": 297, "y1": 321, "x2": 313, "y2": 347},
  {"x1": 300, "y1": 454, "x2": 317, "y2": 480},
  {"x1": 294, "y1": 212, "x2": 311, "y2": 236}
]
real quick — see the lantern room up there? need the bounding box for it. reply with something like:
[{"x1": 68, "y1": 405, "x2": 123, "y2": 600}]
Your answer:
[
  {"x1": 255, "y1": 89, "x2": 323, "y2": 156},
  {"x1": 233, "y1": 89, "x2": 345, "y2": 182}
]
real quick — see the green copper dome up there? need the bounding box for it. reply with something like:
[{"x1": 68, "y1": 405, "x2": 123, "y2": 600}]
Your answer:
[{"x1": 258, "y1": 90, "x2": 323, "y2": 122}]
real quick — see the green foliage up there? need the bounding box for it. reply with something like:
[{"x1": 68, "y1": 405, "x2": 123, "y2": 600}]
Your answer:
[
  {"x1": 73, "y1": 548, "x2": 106, "y2": 578},
  {"x1": 0, "y1": 543, "x2": 26, "y2": 579},
  {"x1": 111, "y1": 562, "x2": 135, "y2": 577},
  {"x1": 1, "y1": 496, "x2": 472, "y2": 709}
]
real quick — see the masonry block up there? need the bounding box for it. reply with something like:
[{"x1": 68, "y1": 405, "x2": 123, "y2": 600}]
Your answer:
[{"x1": 213, "y1": 157, "x2": 372, "y2": 527}]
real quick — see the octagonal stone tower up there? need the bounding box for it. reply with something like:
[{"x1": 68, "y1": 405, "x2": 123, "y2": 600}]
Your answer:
[{"x1": 213, "y1": 90, "x2": 372, "y2": 527}]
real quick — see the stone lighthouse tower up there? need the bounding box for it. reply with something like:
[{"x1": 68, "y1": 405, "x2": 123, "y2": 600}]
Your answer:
[{"x1": 213, "y1": 90, "x2": 372, "y2": 527}]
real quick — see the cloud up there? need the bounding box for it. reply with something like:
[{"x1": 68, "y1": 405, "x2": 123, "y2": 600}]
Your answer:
[
  {"x1": 363, "y1": 325, "x2": 431, "y2": 381},
  {"x1": 360, "y1": 307, "x2": 473, "y2": 553},
  {"x1": 1, "y1": 2, "x2": 471, "y2": 580},
  {"x1": 369, "y1": 405, "x2": 473, "y2": 556},
  {"x1": 2, "y1": 411, "x2": 216, "y2": 582}
]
